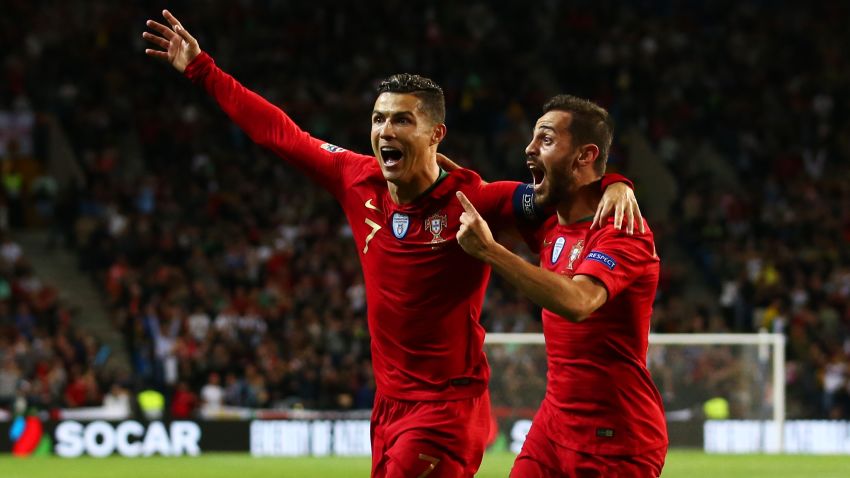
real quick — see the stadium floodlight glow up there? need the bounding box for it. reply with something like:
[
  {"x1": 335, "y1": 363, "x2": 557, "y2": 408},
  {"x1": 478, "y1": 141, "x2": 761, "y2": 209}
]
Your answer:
[{"x1": 485, "y1": 332, "x2": 787, "y2": 453}]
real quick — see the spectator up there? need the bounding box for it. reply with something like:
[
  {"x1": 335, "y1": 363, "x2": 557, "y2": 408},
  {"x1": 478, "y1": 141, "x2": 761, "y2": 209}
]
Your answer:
[
  {"x1": 199, "y1": 371, "x2": 224, "y2": 413},
  {"x1": 1, "y1": 1, "x2": 847, "y2": 420},
  {"x1": 170, "y1": 381, "x2": 198, "y2": 419}
]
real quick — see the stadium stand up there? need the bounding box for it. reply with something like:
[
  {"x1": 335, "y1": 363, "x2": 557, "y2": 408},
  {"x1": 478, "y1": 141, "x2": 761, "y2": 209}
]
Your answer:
[
  {"x1": 0, "y1": 230, "x2": 118, "y2": 413},
  {"x1": 0, "y1": 0, "x2": 848, "y2": 421}
]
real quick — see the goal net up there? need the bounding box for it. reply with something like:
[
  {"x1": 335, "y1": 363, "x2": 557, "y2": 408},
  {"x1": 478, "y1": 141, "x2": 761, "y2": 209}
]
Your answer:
[{"x1": 484, "y1": 332, "x2": 786, "y2": 453}]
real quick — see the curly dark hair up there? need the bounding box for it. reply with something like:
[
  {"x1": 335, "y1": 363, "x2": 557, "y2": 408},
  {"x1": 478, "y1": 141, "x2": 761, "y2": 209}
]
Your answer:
[{"x1": 377, "y1": 73, "x2": 445, "y2": 124}]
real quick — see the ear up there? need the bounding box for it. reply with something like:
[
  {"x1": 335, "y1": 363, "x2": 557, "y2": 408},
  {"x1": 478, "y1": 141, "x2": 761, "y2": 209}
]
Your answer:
[
  {"x1": 578, "y1": 144, "x2": 600, "y2": 169},
  {"x1": 430, "y1": 123, "x2": 447, "y2": 146}
]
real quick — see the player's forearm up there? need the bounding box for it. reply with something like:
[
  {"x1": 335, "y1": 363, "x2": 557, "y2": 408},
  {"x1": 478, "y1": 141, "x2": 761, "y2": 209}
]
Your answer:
[
  {"x1": 184, "y1": 53, "x2": 305, "y2": 156},
  {"x1": 482, "y1": 244, "x2": 600, "y2": 322}
]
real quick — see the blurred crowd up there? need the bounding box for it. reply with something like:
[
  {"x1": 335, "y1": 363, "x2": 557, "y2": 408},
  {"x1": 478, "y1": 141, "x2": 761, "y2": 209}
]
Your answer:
[
  {"x1": 1, "y1": 0, "x2": 848, "y2": 420},
  {"x1": 0, "y1": 232, "x2": 119, "y2": 416}
]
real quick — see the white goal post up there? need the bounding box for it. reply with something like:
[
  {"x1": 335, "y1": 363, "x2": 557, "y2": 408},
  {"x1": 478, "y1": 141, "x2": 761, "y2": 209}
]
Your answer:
[{"x1": 485, "y1": 332, "x2": 787, "y2": 453}]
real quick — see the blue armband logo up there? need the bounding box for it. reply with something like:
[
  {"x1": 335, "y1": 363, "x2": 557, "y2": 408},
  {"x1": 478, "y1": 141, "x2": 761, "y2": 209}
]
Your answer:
[{"x1": 586, "y1": 251, "x2": 616, "y2": 270}]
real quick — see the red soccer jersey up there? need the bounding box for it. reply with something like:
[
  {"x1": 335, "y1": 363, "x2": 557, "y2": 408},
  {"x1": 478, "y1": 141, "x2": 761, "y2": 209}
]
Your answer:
[
  {"x1": 184, "y1": 53, "x2": 532, "y2": 400},
  {"x1": 536, "y1": 216, "x2": 667, "y2": 455}
]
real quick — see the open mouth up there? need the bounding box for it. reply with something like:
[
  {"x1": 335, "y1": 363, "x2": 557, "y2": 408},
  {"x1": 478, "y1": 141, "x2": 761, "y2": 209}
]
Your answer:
[
  {"x1": 528, "y1": 163, "x2": 546, "y2": 189},
  {"x1": 380, "y1": 147, "x2": 404, "y2": 167}
]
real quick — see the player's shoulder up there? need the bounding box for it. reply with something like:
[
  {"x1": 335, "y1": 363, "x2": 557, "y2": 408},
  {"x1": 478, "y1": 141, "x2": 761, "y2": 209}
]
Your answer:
[
  {"x1": 453, "y1": 170, "x2": 525, "y2": 200},
  {"x1": 432, "y1": 168, "x2": 486, "y2": 201},
  {"x1": 446, "y1": 167, "x2": 484, "y2": 188},
  {"x1": 331, "y1": 147, "x2": 381, "y2": 181},
  {"x1": 595, "y1": 216, "x2": 653, "y2": 234},
  {"x1": 590, "y1": 217, "x2": 656, "y2": 249},
  {"x1": 315, "y1": 141, "x2": 374, "y2": 163},
  {"x1": 317, "y1": 141, "x2": 349, "y2": 155},
  {"x1": 583, "y1": 221, "x2": 659, "y2": 270},
  {"x1": 340, "y1": 147, "x2": 377, "y2": 167}
]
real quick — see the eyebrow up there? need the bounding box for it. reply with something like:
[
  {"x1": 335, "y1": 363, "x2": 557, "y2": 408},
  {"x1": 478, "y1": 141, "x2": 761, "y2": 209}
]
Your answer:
[
  {"x1": 536, "y1": 125, "x2": 556, "y2": 133},
  {"x1": 372, "y1": 110, "x2": 415, "y2": 116}
]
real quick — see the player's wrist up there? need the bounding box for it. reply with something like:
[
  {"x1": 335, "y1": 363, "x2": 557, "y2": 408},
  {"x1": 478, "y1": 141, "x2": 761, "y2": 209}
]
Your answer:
[
  {"x1": 480, "y1": 241, "x2": 506, "y2": 265},
  {"x1": 183, "y1": 51, "x2": 210, "y2": 78}
]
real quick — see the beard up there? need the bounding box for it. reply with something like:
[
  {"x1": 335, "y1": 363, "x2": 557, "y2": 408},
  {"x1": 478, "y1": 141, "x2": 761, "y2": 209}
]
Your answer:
[{"x1": 534, "y1": 168, "x2": 576, "y2": 211}]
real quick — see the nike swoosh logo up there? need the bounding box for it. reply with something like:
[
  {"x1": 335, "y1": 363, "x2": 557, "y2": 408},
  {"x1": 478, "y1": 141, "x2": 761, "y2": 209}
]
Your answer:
[
  {"x1": 543, "y1": 240, "x2": 553, "y2": 246},
  {"x1": 365, "y1": 199, "x2": 382, "y2": 212}
]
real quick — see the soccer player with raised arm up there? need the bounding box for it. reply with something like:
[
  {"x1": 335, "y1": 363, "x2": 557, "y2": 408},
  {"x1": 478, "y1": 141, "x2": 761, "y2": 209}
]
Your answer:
[
  {"x1": 456, "y1": 95, "x2": 667, "y2": 477},
  {"x1": 144, "y1": 11, "x2": 643, "y2": 477}
]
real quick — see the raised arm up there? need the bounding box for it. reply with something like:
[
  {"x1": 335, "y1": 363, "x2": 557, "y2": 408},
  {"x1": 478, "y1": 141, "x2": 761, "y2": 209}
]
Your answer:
[{"x1": 142, "y1": 10, "x2": 353, "y2": 194}]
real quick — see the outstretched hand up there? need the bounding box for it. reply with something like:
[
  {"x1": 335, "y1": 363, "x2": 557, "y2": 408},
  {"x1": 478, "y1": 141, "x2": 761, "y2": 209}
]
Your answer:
[
  {"x1": 591, "y1": 182, "x2": 645, "y2": 234},
  {"x1": 456, "y1": 191, "x2": 496, "y2": 260},
  {"x1": 143, "y1": 9, "x2": 201, "y2": 73}
]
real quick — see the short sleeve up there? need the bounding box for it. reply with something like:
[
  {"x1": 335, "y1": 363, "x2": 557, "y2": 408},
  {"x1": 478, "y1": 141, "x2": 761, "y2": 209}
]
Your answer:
[{"x1": 574, "y1": 225, "x2": 656, "y2": 300}]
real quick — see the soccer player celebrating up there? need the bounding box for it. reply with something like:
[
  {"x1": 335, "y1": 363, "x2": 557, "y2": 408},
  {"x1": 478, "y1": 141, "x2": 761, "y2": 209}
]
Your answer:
[
  {"x1": 144, "y1": 11, "x2": 643, "y2": 477},
  {"x1": 456, "y1": 95, "x2": 668, "y2": 477}
]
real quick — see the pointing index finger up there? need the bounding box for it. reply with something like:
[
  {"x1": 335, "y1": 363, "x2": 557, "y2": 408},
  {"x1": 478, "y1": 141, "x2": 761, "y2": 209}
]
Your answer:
[{"x1": 456, "y1": 191, "x2": 479, "y2": 216}]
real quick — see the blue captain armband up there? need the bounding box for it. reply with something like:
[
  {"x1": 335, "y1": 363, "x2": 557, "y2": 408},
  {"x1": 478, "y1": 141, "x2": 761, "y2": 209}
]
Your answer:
[{"x1": 512, "y1": 183, "x2": 543, "y2": 222}]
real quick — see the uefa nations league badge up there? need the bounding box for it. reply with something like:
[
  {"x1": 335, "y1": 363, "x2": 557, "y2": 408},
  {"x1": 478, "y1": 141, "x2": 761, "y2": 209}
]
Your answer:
[
  {"x1": 551, "y1": 237, "x2": 566, "y2": 264},
  {"x1": 392, "y1": 213, "x2": 409, "y2": 239}
]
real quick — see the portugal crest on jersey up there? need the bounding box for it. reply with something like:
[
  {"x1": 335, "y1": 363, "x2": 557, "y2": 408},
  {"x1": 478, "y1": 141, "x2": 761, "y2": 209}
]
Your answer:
[
  {"x1": 425, "y1": 211, "x2": 448, "y2": 243},
  {"x1": 392, "y1": 213, "x2": 410, "y2": 239},
  {"x1": 567, "y1": 239, "x2": 585, "y2": 269},
  {"x1": 551, "y1": 237, "x2": 566, "y2": 263}
]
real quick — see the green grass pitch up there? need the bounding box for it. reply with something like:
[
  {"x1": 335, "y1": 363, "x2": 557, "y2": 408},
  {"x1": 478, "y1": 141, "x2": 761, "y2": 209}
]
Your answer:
[{"x1": 3, "y1": 450, "x2": 850, "y2": 477}]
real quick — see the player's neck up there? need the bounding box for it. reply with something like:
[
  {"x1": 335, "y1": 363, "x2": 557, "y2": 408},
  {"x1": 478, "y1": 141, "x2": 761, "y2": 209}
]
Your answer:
[
  {"x1": 556, "y1": 180, "x2": 603, "y2": 226},
  {"x1": 387, "y1": 160, "x2": 441, "y2": 204}
]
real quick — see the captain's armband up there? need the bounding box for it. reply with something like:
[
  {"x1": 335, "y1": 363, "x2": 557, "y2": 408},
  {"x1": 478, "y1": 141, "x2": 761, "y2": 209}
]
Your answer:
[{"x1": 513, "y1": 183, "x2": 543, "y2": 222}]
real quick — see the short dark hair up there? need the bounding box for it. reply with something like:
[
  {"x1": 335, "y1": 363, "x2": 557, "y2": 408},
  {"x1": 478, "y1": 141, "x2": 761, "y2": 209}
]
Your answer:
[
  {"x1": 543, "y1": 95, "x2": 613, "y2": 175},
  {"x1": 377, "y1": 73, "x2": 445, "y2": 124}
]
